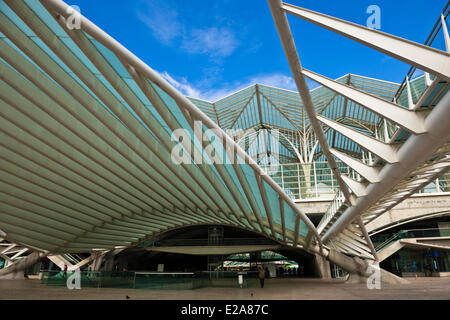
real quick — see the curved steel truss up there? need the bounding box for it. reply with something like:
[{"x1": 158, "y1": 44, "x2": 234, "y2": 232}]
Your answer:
[
  {"x1": 268, "y1": 0, "x2": 450, "y2": 260},
  {"x1": 0, "y1": 0, "x2": 323, "y2": 255},
  {"x1": 0, "y1": 0, "x2": 449, "y2": 278}
]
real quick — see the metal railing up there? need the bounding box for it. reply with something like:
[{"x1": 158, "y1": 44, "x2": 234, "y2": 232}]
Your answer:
[
  {"x1": 41, "y1": 270, "x2": 260, "y2": 290},
  {"x1": 374, "y1": 227, "x2": 450, "y2": 252},
  {"x1": 317, "y1": 190, "x2": 346, "y2": 234},
  {"x1": 393, "y1": 1, "x2": 450, "y2": 104},
  {"x1": 226, "y1": 251, "x2": 288, "y2": 261},
  {"x1": 375, "y1": 2, "x2": 450, "y2": 144},
  {"x1": 260, "y1": 162, "x2": 450, "y2": 203},
  {"x1": 316, "y1": 173, "x2": 450, "y2": 237},
  {"x1": 260, "y1": 161, "x2": 359, "y2": 200},
  {"x1": 140, "y1": 237, "x2": 277, "y2": 247},
  {"x1": 415, "y1": 172, "x2": 450, "y2": 194},
  {"x1": 374, "y1": 2, "x2": 450, "y2": 144}
]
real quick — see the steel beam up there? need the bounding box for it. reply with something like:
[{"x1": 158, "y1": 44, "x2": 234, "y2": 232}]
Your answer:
[
  {"x1": 323, "y1": 90, "x2": 450, "y2": 242},
  {"x1": 303, "y1": 69, "x2": 427, "y2": 134},
  {"x1": 282, "y1": 2, "x2": 450, "y2": 82},
  {"x1": 267, "y1": 0, "x2": 353, "y2": 205},
  {"x1": 317, "y1": 116, "x2": 398, "y2": 164},
  {"x1": 40, "y1": 0, "x2": 322, "y2": 248},
  {"x1": 330, "y1": 148, "x2": 380, "y2": 183}
]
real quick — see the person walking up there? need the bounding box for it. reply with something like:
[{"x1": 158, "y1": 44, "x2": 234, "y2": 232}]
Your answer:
[{"x1": 258, "y1": 265, "x2": 266, "y2": 288}]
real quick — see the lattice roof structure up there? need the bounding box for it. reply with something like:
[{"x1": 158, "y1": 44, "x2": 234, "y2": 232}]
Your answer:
[{"x1": 0, "y1": 0, "x2": 449, "y2": 277}]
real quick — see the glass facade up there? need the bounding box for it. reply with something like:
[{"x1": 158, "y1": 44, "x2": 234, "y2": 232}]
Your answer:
[
  {"x1": 384, "y1": 249, "x2": 450, "y2": 276},
  {"x1": 258, "y1": 162, "x2": 450, "y2": 201},
  {"x1": 260, "y1": 161, "x2": 356, "y2": 200}
]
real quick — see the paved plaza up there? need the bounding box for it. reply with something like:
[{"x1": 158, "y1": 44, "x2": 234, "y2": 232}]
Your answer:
[{"x1": 1, "y1": 278, "x2": 449, "y2": 300}]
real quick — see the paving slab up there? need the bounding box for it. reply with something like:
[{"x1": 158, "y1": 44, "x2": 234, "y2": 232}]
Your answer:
[{"x1": 0, "y1": 277, "x2": 449, "y2": 300}]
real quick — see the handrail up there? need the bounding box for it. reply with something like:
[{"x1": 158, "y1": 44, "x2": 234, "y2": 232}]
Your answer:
[
  {"x1": 393, "y1": 1, "x2": 450, "y2": 102},
  {"x1": 317, "y1": 190, "x2": 346, "y2": 234},
  {"x1": 142, "y1": 237, "x2": 278, "y2": 247},
  {"x1": 375, "y1": 227, "x2": 450, "y2": 251},
  {"x1": 374, "y1": 233, "x2": 401, "y2": 251}
]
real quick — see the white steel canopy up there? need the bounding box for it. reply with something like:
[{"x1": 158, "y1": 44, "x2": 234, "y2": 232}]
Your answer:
[
  {"x1": 0, "y1": 0, "x2": 448, "y2": 281},
  {"x1": 0, "y1": 0, "x2": 320, "y2": 254},
  {"x1": 268, "y1": 0, "x2": 450, "y2": 260}
]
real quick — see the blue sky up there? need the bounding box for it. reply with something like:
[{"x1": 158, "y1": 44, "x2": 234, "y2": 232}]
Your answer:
[{"x1": 70, "y1": 0, "x2": 447, "y2": 101}]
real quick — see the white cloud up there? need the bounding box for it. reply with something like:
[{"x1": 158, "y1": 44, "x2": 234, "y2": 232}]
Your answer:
[
  {"x1": 203, "y1": 73, "x2": 298, "y2": 101},
  {"x1": 249, "y1": 74, "x2": 297, "y2": 91},
  {"x1": 158, "y1": 71, "x2": 297, "y2": 102},
  {"x1": 182, "y1": 27, "x2": 239, "y2": 57},
  {"x1": 137, "y1": 1, "x2": 239, "y2": 59},
  {"x1": 137, "y1": 1, "x2": 182, "y2": 45},
  {"x1": 160, "y1": 71, "x2": 202, "y2": 99}
]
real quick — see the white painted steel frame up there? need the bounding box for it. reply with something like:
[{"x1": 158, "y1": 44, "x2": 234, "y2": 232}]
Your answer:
[
  {"x1": 0, "y1": 0, "x2": 323, "y2": 255},
  {"x1": 268, "y1": 0, "x2": 450, "y2": 259}
]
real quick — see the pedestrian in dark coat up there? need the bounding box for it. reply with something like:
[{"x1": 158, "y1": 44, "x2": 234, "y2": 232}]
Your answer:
[{"x1": 258, "y1": 265, "x2": 266, "y2": 288}]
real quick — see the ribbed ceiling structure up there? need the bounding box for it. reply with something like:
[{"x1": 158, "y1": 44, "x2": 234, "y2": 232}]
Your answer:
[
  {"x1": 0, "y1": 0, "x2": 449, "y2": 270},
  {"x1": 268, "y1": 0, "x2": 450, "y2": 260},
  {"x1": 0, "y1": 0, "x2": 319, "y2": 254},
  {"x1": 189, "y1": 75, "x2": 400, "y2": 165}
]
